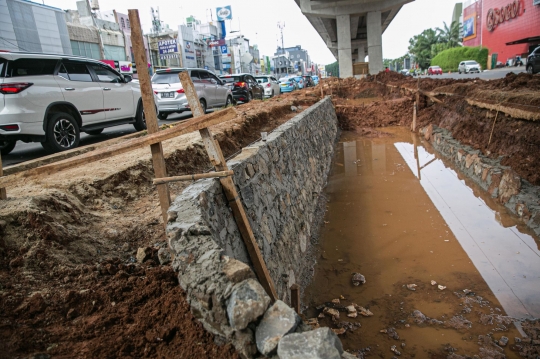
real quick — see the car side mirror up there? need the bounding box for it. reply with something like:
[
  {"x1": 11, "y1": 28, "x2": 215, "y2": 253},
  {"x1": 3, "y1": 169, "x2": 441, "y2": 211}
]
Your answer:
[{"x1": 124, "y1": 75, "x2": 133, "y2": 83}]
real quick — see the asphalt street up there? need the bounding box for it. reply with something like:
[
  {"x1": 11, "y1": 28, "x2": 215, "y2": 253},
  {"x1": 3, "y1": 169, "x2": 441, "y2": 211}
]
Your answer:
[
  {"x1": 1, "y1": 111, "x2": 195, "y2": 167},
  {"x1": 417, "y1": 66, "x2": 526, "y2": 80}
]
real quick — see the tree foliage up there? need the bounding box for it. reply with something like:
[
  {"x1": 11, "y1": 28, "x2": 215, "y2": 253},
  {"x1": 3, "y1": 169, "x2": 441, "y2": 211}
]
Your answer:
[
  {"x1": 325, "y1": 61, "x2": 339, "y2": 77},
  {"x1": 431, "y1": 46, "x2": 488, "y2": 72},
  {"x1": 437, "y1": 21, "x2": 462, "y2": 48}
]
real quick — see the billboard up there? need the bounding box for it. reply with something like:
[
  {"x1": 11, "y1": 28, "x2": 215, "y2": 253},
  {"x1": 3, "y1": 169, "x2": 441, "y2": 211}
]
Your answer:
[
  {"x1": 216, "y1": 6, "x2": 232, "y2": 21},
  {"x1": 158, "y1": 39, "x2": 178, "y2": 55},
  {"x1": 463, "y1": 14, "x2": 476, "y2": 41}
]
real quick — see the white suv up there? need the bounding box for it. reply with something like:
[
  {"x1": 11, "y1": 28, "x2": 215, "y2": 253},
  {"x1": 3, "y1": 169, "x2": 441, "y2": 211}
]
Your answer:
[{"x1": 0, "y1": 51, "x2": 144, "y2": 154}]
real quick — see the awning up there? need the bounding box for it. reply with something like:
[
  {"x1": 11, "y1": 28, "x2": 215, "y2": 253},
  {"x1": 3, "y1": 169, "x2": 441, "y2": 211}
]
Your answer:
[{"x1": 506, "y1": 36, "x2": 540, "y2": 46}]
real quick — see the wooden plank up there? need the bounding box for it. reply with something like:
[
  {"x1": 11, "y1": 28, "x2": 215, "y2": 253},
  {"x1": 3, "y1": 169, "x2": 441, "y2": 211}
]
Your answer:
[
  {"x1": 153, "y1": 170, "x2": 233, "y2": 185},
  {"x1": 129, "y1": 9, "x2": 170, "y2": 224},
  {"x1": 179, "y1": 71, "x2": 278, "y2": 302},
  {"x1": 0, "y1": 108, "x2": 236, "y2": 189},
  {"x1": 291, "y1": 284, "x2": 300, "y2": 314},
  {"x1": 412, "y1": 102, "x2": 417, "y2": 132}
]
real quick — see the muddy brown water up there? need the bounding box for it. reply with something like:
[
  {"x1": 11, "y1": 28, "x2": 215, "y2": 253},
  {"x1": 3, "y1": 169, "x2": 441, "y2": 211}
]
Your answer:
[{"x1": 305, "y1": 127, "x2": 540, "y2": 358}]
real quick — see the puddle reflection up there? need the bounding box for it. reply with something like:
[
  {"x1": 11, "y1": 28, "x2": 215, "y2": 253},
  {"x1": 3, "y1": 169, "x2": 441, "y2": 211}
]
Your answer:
[{"x1": 396, "y1": 141, "x2": 540, "y2": 320}]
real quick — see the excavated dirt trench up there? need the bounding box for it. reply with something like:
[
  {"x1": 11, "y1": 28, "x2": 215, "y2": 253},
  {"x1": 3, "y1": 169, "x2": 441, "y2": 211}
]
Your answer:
[{"x1": 0, "y1": 97, "x2": 318, "y2": 359}]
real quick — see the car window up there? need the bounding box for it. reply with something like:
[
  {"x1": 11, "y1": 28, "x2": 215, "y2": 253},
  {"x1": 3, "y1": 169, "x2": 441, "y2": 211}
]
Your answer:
[
  {"x1": 62, "y1": 62, "x2": 93, "y2": 82},
  {"x1": 199, "y1": 70, "x2": 211, "y2": 82},
  {"x1": 256, "y1": 77, "x2": 268, "y2": 83},
  {"x1": 0, "y1": 58, "x2": 6, "y2": 77},
  {"x1": 220, "y1": 76, "x2": 241, "y2": 83},
  {"x1": 190, "y1": 70, "x2": 201, "y2": 80},
  {"x1": 465, "y1": 61, "x2": 478, "y2": 65},
  {"x1": 5, "y1": 58, "x2": 58, "y2": 78},
  {"x1": 89, "y1": 64, "x2": 122, "y2": 83},
  {"x1": 152, "y1": 72, "x2": 181, "y2": 84},
  {"x1": 207, "y1": 72, "x2": 221, "y2": 84}
]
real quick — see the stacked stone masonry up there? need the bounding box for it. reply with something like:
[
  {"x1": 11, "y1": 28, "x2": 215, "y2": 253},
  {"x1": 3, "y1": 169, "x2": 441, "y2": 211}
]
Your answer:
[
  {"x1": 166, "y1": 97, "x2": 349, "y2": 358},
  {"x1": 422, "y1": 124, "x2": 540, "y2": 237}
]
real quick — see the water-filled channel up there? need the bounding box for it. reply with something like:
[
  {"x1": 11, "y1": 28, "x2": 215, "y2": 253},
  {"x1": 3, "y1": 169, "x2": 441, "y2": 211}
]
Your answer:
[{"x1": 305, "y1": 127, "x2": 540, "y2": 358}]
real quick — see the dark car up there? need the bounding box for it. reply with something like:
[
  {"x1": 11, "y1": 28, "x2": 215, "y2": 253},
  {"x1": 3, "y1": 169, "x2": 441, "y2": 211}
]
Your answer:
[
  {"x1": 527, "y1": 46, "x2": 540, "y2": 74},
  {"x1": 219, "y1": 73, "x2": 264, "y2": 103},
  {"x1": 302, "y1": 75, "x2": 315, "y2": 87}
]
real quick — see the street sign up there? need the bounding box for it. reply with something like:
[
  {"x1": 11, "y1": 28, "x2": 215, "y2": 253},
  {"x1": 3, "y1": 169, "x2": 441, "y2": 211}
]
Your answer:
[
  {"x1": 216, "y1": 5, "x2": 232, "y2": 20},
  {"x1": 208, "y1": 39, "x2": 226, "y2": 47},
  {"x1": 158, "y1": 39, "x2": 178, "y2": 55},
  {"x1": 220, "y1": 45, "x2": 228, "y2": 55}
]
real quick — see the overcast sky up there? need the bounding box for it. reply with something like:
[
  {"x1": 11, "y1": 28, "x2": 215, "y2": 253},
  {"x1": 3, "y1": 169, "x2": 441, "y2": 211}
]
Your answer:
[{"x1": 44, "y1": 0, "x2": 460, "y2": 64}]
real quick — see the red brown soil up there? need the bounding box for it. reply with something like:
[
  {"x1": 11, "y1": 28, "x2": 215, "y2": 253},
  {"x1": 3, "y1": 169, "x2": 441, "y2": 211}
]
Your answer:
[
  {"x1": 0, "y1": 96, "x2": 318, "y2": 359},
  {"x1": 317, "y1": 72, "x2": 540, "y2": 185}
]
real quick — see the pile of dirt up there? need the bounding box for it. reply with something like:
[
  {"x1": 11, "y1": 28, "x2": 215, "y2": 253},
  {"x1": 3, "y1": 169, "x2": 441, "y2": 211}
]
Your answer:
[
  {"x1": 318, "y1": 72, "x2": 540, "y2": 186},
  {"x1": 0, "y1": 95, "x2": 317, "y2": 358}
]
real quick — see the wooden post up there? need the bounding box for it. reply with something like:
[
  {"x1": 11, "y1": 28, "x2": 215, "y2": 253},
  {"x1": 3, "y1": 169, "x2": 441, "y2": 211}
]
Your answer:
[
  {"x1": 412, "y1": 102, "x2": 417, "y2": 132},
  {"x1": 290, "y1": 284, "x2": 300, "y2": 314},
  {"x1": 129, "y1": 9, "x2": 170, "y2": 225},
  {"x1": 412, "y1": 133, "x2": 421, "y2": 181},
  {"x1": 320, "y1": 82, "x2": 324, "y2": 99},
  {"x1": 179, "y1": 71, "x2": 278, "y2": 301},
  {"x1": 0, "y1": 155, "x2": 6, "y2": 200},
  {"x1": 153, "y1": 170, "x2": 234, "y2": 185}
]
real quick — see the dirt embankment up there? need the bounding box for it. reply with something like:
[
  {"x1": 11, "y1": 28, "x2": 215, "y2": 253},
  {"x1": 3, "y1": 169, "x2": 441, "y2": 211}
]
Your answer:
[
  {"x1": 318, "y1": 72, "x2": 540, "y2": 186},
  {"x1": 0, "y1": 96, "x2": 317, "y2": 359}
]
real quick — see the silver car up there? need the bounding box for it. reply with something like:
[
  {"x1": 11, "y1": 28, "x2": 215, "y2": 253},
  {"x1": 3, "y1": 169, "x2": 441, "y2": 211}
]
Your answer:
[
  {"x1": 152, "y1": 68, "x2": 233, "y2": 120},
  {"x1": 458, "y1": 61, "x2": 482, "y2": 74},
  {"x1": 255, "y1": 75, "x2": 281, "y2": 98}
]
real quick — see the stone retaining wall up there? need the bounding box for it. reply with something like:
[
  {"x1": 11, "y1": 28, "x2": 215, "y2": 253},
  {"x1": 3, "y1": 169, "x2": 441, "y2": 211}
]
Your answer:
[
  {"x1": 166, "y1": 97, "x2": 347, "y2": 358},
  {"x1": 422, "y1": 124, "x2": 540, "y2": 237}
]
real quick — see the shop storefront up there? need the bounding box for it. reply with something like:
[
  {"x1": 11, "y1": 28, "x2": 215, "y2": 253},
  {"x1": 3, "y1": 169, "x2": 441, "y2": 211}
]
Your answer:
[{"x1": 462, "y1": 0, "x2": 540, "y2": 67}]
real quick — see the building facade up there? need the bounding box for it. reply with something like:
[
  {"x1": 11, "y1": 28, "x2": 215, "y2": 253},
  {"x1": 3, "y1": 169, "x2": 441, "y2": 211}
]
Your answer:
[
  {"x1": 463, "y1": 0, "x2": 540, "y2": 64},
  {"x1": 0, "y1": 0, "x2": 71, "y2": 54}
]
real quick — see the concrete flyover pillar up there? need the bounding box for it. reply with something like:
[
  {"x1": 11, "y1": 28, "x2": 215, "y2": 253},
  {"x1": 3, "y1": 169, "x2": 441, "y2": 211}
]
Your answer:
[
  {"x1": 336, "y1": 14, "x2": 353, "y2": 78},
  {"x1": 367, "y1": 10, "x2": 383, "y2": 74},
  {"x1": 356, "y1": 45, "x2": 366, "y2": 63}
]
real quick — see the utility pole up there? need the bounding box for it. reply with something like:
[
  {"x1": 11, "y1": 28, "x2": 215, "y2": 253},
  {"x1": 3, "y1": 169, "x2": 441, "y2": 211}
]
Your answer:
[{"x1": 277, "y1": 21, "x2": 287, "y2": 75}]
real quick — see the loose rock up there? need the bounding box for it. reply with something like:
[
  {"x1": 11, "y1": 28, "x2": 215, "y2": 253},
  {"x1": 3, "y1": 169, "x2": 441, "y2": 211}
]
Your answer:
[
  {"x1": 323, "y1": 307, "x2": 340, "y2": 320},
  {"x1": 136, "y1": 247, "x2": 152, "y2": 263},
  {"x1": 406, "y1": 284, "x2": 417, "y2": 291},
  {"x1": 227, "y1": 279, "x2": 271, "y2": 330},
  {"x1": 277, "y1": 327, "x2": 344, "y2": 359},
  {"x1": 255, "y1": 300, "x2": 301, "y2": 355},
  {"x1": 352, "y1": 273, "x2": 366, "y2": 286},
  {"x1": 499, "y1": 336, "x2": 509, "y2": 347},
  {"x1": 157, "y1": 248, "x2": 171, "y2": 265},
  {"x1": 223, "y1": 258, "x2": 255, "y2": 283}
]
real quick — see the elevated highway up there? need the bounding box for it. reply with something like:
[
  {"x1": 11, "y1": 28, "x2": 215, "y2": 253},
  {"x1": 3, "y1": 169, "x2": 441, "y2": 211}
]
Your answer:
[{"x1": 296, "y1": 0, "x2": 414, "y2": 77}]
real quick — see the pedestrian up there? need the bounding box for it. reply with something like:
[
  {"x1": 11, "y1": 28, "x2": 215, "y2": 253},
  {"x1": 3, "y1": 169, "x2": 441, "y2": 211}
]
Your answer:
[{"x1": 385, "y1": 67, "x2": 390, "y2": 73}]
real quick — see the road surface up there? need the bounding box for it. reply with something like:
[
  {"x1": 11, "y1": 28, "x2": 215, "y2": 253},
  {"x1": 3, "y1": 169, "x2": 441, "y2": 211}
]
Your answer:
[
  {"x1": 1, "y1": 111, "x2": 195, "y2": 167},
  {"x1": 418, "y1": 66, "x2": 526, "y2": 80}
]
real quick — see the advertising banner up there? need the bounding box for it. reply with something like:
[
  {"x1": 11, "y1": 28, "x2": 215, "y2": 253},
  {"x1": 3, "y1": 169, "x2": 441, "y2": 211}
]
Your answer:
[
  {"x1": 216, "y1": 6, "x2": 232, "y2": 21},
  {"x1": 463, "y1": 14, "x2": 476, "y2": 40},
  {"x1": 208, "y1": 39, "x2": 226, "y2": 47},
  {"x1": 158, "y1": 39, "x2": 178, "y2": 55},
  {"x1": 118, "y1": 61, "x2": 133, "y2": 74}
]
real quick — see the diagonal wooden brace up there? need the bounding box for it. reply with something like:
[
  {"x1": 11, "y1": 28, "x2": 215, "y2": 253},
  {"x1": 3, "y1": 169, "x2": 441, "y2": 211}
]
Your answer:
[{"x1": 179, "y1": 71, "x2": 278, "y2": 301}]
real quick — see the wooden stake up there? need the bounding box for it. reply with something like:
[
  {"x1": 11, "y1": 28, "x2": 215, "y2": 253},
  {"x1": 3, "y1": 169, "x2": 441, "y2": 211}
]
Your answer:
[
  {"x1": 179, "y1": 71, "x2": 278, "y2": 302},
  {"x1": 153, "y1": 170, "x2": 233, "y2": 185},
  {"x1": 291, "y1": 284, "x2": 300, "y2": 314},
  {"x1": 412, "y1": 102, "x2": 417, "y2": 132},
  {"x1": 320, "y1": 82, "x2": 324, "y2": 99},
  {"x1": 129, "y1": 9, "x2": 170, "y2": 225},
  {"x1": 412, "y1": 132, "x2": 421, "y2": 181},
  {"x1": 0, "y1": 154, "x2": 6, "y2": 200},
  {"x1": 488, "y1": 107, "x2": 500, "y2": 147}
]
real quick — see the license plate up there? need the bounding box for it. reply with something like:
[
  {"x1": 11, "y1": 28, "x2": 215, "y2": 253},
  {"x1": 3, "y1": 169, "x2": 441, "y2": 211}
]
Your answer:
[
  {"x1": 161, "y1": 92, "x2": 175, "y2": 98},
  {"x1": 281, "y1": 84, "x2": 287, "y2": 87}
]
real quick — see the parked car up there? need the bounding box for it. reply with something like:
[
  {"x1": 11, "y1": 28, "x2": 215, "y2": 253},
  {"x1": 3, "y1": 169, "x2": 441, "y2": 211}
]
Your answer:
[
  {"x1": 311, "y1": 75, "x2": 320, "y2": 85},
  {"x1": 152, "y1": 68, "x2": 233, "y2": 119},
  {"x1": 0, "y1": 51, "x2": 144, "y2": 154},
  {"x1": 458, "y1": 61, "x2": 482, "y2": 74},
  {"x1": 526, "y1": 46, "x2": 540, "y2": 74},
  {"x1": 302, "y1": 75, "x2": 315, "y2": 87},
  {"x1": 219, "y1": 73, "x2": 264, "y2": 103},
  {"x1": 428, "y1": 66, "x2": 443, "y2": 75},
  {"x1": 278, "y1": 77, "x2": 296, "y2": 93},
  {"x1": 255, "y1": 75, "x2": 280, "y2": 98},
  {"x1": 292, "y1": 76, "x2": 305, "y2": 89}
]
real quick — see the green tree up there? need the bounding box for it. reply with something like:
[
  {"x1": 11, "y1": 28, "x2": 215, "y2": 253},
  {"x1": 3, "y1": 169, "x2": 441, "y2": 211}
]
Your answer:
[
  {"x1": 436, "y1": 21, "x2": 462, "y2": 48},
  {"x1": 408, "y1": 29, "x2": 440, "y2": 69},
  {"x1": 325, "y1": 61, "x2": 339, "y2": 77}
]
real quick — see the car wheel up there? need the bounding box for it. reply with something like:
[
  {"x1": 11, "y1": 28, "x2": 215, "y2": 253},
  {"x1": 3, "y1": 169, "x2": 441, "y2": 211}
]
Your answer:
[
  {"x1": 225, "y1": 95, "x2": 233, "y2": 107},
  {"x1": 42, "y1": 112, "x2": 80, "y2": 153},
  {"x1": 200, "y1": 99, "x2": 207, "y2": 114},
  {"x1": 0, "y1": 140, "x2": 16, "y2": 155},
  {"x1": 527, "y1": 65, "x2": 533, "y2": 74},
  {"x1": 158, "y1": 112, "x2": 168, "y2": 120},
  {"x1": 133, "y1": 101, "x2": 147, "y2": 131},
  {"x1": 86, "y1": 129, "x2": 104, "y2": 135},
  {"x1": 271, "y1": 90, "x2": 275, "y2": 98},
  {"x1": 246, "y1": 92, "x2": 252, "y2": 103},
  {"x1": 259, "y1": 91, "x2": 264, "y2": 100},
  {"x1": 459, "y1": 70, "x2": 461, "y2": 74}
]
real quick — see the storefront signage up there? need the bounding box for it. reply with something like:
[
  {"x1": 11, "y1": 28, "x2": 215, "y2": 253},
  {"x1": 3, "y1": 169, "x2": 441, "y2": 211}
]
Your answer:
[
  {"x1": 486, "y1": 0, "x2": 522, "y2": 31},
  {"x1": 207, "y1": 39, "x2": 226, "y2": 47},
  {"x1": 158, "y1": 39, "x2": 178, "y2": 55},
  {"x1": 216, "y1": 6, "x2": 232, "y2": 21}
]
